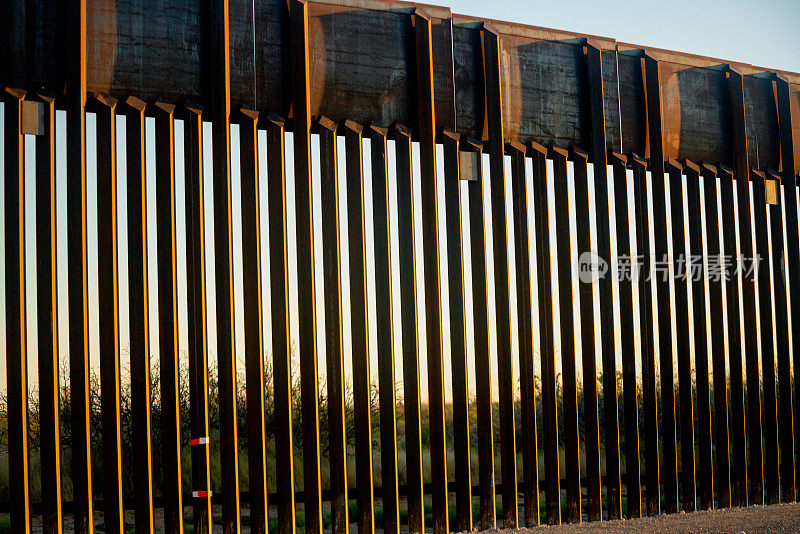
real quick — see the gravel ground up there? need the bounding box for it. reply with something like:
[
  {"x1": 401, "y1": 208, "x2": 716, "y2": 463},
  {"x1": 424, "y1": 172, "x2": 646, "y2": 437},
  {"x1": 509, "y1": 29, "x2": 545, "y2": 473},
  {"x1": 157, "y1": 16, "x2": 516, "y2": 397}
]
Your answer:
[
  {"x1": 24, "y1": 502, "x2": 800, "y2": 533},
  {"x1": 510, "y1": 503, "x2": 800, "y2": 534}
]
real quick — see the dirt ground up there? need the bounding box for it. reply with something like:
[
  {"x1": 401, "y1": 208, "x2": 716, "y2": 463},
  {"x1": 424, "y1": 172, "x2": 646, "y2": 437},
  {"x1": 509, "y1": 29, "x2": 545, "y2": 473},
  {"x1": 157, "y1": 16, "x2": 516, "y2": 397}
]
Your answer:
[
  {"x1": 512, "y1": 502, "x2": 800, "y2": 534},
  {"x1": 23, "y1": 501, "x2": 800, "y2": 533}
]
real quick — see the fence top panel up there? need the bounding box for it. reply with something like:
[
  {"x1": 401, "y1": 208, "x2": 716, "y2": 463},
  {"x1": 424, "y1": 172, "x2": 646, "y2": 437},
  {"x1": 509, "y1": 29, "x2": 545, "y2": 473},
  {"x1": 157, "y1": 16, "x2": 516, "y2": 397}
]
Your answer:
[{"x1": 3, "y1": 0, "x2": 800, "y2": 166}]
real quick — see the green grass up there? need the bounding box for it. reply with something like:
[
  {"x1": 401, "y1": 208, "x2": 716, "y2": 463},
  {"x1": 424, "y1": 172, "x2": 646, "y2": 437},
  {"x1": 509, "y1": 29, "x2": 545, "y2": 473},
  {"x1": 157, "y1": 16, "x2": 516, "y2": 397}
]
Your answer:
[{"x1": 0, "y1": 515, "x2": 10, "y2": 534}]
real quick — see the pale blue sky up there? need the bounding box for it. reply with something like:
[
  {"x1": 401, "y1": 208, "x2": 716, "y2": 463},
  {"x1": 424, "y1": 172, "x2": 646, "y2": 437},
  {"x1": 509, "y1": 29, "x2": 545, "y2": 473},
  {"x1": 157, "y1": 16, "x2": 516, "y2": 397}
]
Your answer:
[{"x1": 442, "y1": 0, "x2": 800, "y2": 73}]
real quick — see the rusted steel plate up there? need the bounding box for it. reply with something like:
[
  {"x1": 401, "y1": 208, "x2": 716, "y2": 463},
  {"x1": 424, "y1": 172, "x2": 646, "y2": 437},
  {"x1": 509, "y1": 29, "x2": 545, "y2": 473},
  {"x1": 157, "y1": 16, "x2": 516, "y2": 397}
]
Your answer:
[
  {"x1": 306, "y1": 4, "x2": 454, "y2": 130},
  {"x1": 615, "y1": 51, "x2": 647, "y2": 157},
  {"x1": 8, "y1": 0, "x2": 800, "y2": 172},
  {"x1": 87, "y1": 0, "x2": 204, "y2": 103},
  {"x1": 502, "y1": 37, "x2": 587, "y2": 148},
  {"x1": 659, "y1": 63, "x2": 732, "y2": 165},
  {"x1": 452, "y1": 22, "x2": 484, "y2": 140},
  {"x1": 309, "y1": 4, "x2": 413, "y2": 124},
  {"x1": 744, "y1": 75, "x2": 780, "y2": 170},
  {"x1": 602, "y1": 50, "x2": 622, "y2": 153}
]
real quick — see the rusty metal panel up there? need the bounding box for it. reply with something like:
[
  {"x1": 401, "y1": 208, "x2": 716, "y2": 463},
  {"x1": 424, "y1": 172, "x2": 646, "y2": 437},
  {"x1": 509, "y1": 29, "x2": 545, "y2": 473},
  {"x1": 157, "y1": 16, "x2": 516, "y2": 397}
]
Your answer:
[
  {"x1": 744, "y1": 75, "x2": 781, "y2": 170},
  {"x1": 255, "y1": 0, "x2": 293, "y2": 114},
  {"x1": 306, "y1": 4, "x2": 453, "y2": 129},
  {"x1": 616, "y1": 51, "x2": 647, "y2": 157},
  {"x1": 602, "y1": 49, "x2": 621, "y2": 153},
  {"x1": 502, "y1": 37, "x2": 587, "y2": 148},
  {"x1": 659, "y1": 63, "x2": 732, "y2": 165},
  {"x1": 230, "y1": 0, "x2": 256, "y2": 108},
  {"x1": 1, "y1": 0, "x2": 26, "y2": 88},
  {"x1": 87, "y1": 0, "x2": 204, "y2": 102},
  {"x1": 431, "y1": 16, "x2": 456, "y2": 131},
  {"x1": 452, "y1": 22, "x2": 484, "y2": 140},
  {"x1": 308, "y1": 4, "x2": 413, "y2": 125}
]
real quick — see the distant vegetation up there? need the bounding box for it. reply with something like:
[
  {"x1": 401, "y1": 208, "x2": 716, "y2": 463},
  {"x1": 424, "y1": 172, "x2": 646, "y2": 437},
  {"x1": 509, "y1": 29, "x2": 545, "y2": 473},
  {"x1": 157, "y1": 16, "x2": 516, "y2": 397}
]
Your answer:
[{"x1": 0, "y1": 344, "x2": 665, "y2": 510}]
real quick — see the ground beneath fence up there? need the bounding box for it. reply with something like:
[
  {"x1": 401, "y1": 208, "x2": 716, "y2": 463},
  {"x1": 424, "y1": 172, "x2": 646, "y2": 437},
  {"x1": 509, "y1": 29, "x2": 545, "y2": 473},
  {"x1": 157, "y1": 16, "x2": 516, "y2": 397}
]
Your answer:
[{"x1": 511, "y1": 502, "x2": 800, "y2": 533}]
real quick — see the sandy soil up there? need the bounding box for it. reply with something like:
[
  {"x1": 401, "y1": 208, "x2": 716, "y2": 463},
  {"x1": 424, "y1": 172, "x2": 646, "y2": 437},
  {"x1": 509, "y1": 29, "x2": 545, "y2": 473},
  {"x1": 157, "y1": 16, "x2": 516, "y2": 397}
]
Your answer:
[
  {"x1": 25, "y1": 501, "x2": 800, "y2": 533},
  {"x1": 510, "y1": 502, "x2": 800, "y2": 534}
]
